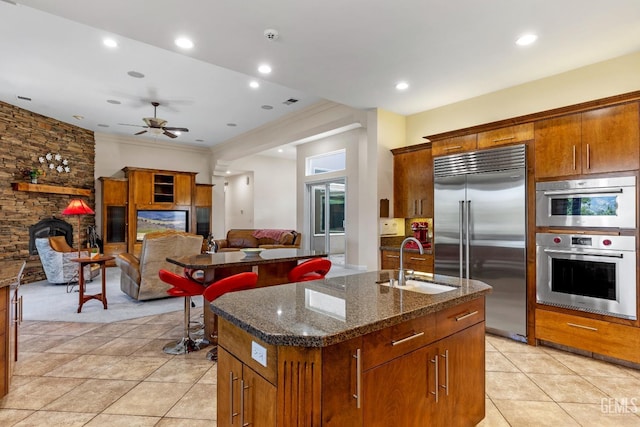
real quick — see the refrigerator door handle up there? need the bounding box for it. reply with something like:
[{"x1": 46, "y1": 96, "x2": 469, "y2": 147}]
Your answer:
[
  {"x1": 459, "y1": 200, "x2": 464, "y2": 279},
  {"x1": 466, "y1": 200, "x2": 471, "y2": 280}
]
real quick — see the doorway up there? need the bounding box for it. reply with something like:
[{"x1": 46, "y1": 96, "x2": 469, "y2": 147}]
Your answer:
[{"x1": 308, "y1": 179, "x2": 346, "y2": 266}]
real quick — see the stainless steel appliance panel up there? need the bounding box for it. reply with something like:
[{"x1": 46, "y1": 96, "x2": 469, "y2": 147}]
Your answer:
[
  {"x1": 536, "y1": 176, "x2": 636, "y2": 228},
  {"x1": 467, "y1": 169, "x2": 527, "y2": 338},
  {"x1": 433, "y1": 175, "x2": 466, "y2": 279}
]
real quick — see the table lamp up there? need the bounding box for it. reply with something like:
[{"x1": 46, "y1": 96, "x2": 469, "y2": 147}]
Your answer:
[{"x1": 62, "y1": 198, "x2": 95, "y2": 258}]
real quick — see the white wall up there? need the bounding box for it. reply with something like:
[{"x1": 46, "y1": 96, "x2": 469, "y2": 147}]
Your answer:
[{"x1": 224, "y1": 172, "x2": 254, "y2": 229}]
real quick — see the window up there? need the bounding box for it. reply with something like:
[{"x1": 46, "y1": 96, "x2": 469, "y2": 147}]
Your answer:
[{"x1": 306, "y1": 150, "x2": 346, "y2": 176}]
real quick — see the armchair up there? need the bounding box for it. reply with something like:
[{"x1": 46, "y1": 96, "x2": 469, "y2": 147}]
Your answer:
[
  {"x1": 35, "y1": 236, "x2": 99, "y2": 285},
  {"x1": 116, "y1": 230, "x2": 204, "y2": 301}
]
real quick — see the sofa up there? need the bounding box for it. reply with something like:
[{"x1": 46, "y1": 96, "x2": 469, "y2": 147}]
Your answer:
[
  {"x1": 214, "y1": 229, "x2": 301, "y2": 252},
  {"x1": 116, "y1": 230, "x2": 204, "y2": 301}
]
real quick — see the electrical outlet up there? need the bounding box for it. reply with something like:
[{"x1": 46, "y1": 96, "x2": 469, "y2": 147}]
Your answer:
[{"x1": 251, "y1": 341, "x2": 267, "y2": 367}]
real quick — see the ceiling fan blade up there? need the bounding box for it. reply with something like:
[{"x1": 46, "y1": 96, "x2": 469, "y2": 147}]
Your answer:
[
  {"x1": 163, "y1": 130, "x2": 178, "y2": 138},
  {"x1": 134, "y1": 130, "x2": 148, "y2": 135},
  {"x1": 163, "y1": 127, "x2": 189, "y2": 132}
]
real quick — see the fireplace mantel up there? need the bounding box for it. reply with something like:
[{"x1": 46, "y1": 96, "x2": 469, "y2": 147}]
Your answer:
[{"x1": 11, "y1": 182, "x2": 92, "y2": 197}]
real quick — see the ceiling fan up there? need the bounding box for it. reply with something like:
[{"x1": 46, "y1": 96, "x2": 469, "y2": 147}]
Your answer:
[{"x1": 129, "y1": 102, "x2": 189, "y2": 139}]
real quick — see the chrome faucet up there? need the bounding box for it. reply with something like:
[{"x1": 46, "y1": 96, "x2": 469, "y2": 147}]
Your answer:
[{"x1": 398, "y1": 237, "x2": 424, "y2": 286}]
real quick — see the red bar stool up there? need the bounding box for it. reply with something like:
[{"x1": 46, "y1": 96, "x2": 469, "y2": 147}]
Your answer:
[
  {"x1": 159, "y1": 269, "x2": 207, "y2": 355},
  {"x1": 203, "y1": 272, "x2": 258, "y2": 361},
  {"x1": 288, "y1": 258, "x2": 332, "y2": 282}
]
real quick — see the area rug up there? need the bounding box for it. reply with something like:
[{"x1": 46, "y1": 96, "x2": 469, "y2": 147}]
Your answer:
[{"x1": 19, "y1": 267, "x2": 201, "y2": 323}]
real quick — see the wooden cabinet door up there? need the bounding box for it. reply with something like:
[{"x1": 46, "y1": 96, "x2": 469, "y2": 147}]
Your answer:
[
  {"x1": 380, "y1": 250, "x2": 400, "y2": 270},
  {"x1": 477, "y1": 123, "x2": 534, "y2": 149},
  {"x1": 393, "y1": 148, "x2": 433, "y2": 218},
  {"x1": 131, "y1": 170, "x2": 153, "y2": 206},
  {"x1": 581, "y1": 103, "x2": 639, "y2": 175},
  {"x1": 322, "y1": 336, "x2": 363, "y2": 426},
  {"x1": 534, "y1": 113, "x2": 582, "y2": 179},
  {"x1": 432, "y1": 134, "x2": 477, "y2": 157},
  {"x1": 433, "y1": 322, "x2": 485, "y2": 427},
  {"x1": 242, "y1": 365, "x2": 276, "y2": 427},
  {"x1": 363, "y1": 346, "x2": 430, "y2": 427},
  {"x1": 217, "y1": 347, "x2": 244, "y2": 427},
  {"x1": 174, "y1": 173, "x2": 192, "y2": 206},
  {"x1": 405, "y1": 253, "x2": 433, "y2": 273}
]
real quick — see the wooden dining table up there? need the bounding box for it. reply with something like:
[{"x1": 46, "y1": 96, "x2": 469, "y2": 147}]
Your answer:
[{"x1": 166, "y1": 248, "x2": 328, "y2": 344}]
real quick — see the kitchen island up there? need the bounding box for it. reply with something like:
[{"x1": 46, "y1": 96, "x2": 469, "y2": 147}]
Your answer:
[{"x1": 211, "y1": 270, "x2": 491, "y2": 427}]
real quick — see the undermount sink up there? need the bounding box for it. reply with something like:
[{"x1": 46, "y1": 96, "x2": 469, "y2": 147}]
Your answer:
[{"x1": 378, "y1": 279, "x2": 457, "y2": 295}]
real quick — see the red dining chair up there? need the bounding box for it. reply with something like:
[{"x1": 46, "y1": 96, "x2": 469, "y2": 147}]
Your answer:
[
  {"x1": 203, "y1": 271, "x2": 258, "y2": 361},
  {"x1": 159, "y1": 269, "x2": 207, "y2": 355},
  {"x1": 288, "y1": 258, "x2": 332, "y2": 283}
]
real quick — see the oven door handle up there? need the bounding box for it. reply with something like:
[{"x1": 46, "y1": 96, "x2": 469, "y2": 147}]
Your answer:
[
  {"x1": 542, "y1": 187, "x2": 624, "y2": 196},
  {"x1": 542, "y1": 248, "x2": 625, "y2": 259}
]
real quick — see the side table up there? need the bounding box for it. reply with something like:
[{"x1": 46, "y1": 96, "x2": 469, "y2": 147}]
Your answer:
[{"x1": 71, "y1": 255, "x2": 115, "y2": 313}]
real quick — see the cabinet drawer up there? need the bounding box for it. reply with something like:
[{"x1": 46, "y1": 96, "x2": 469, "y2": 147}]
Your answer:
[
  {"x1": 363, "y1": 313, "x2": 436, "y2": 370},
  {"x1": 405, "y1": 253, "x2": 433, "y2": 273},
  {"x1": 218, "y1": 318, "x2": 277, "y2": 385},
  {"x1": 477, "y1": 123, "x2": 533, "y2": 149},
  {"x1": 436, "y1": 297, "x2": 485, "y2": 339},
  {"x1": 535, "y1": 309, "x2": 640, "y2": 364},
  {"x1": 432, "y1": 134, "x2": 477, "y2": 157},
  {"x1": 380, "y1": 250, "x2": 400, "y2": 270}
]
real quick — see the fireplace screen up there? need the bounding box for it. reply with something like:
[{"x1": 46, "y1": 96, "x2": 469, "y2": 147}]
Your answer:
[{"x1": 29, "y1": 217, "x2": 74, "y2": 255}]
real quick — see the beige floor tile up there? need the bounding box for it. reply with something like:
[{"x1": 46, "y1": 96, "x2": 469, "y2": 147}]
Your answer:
[
  {"x1": 45, "y1": 321, "x2": 102, "y2": 336},
  {"x1": 527, "y1": 373, "x2": 608, "y2": 403},
  {"x1": 130, "y1": 339, "x2": 177, "y2": 358},
  {"x1": 89, "y1": 322, "x2": 141, "y2": 337},
  {"x1": 0, "y1": 377, "x2": 85, "y2": 410},
  {"x1": 485, "y1": 372, "x2": 551, "y2": 401},
  {"x1": 44, "y1": 354, "x2": 124, "y2": 378},
  {"x1": 44, "y1": 335, "x2": 115, "y2": 354},
  {"x1": 485, "y1": 351, "x2": 520, "y2": 372},
  {"x1": 560, "y1": 402, "x2": 640, "y2": 426},
  {"x1": 493, "y1": 400, "x2": 580, "y2": 427},
  {"x1": 44, "y1": 379, "x2": 138, "y2": 412},
  {"x1": 485, "y1": 335, "x2": 544, "y2": 354},
  {"x1": 120, "y1": 323, "x2": 177, "y2": 339},
  {"x1": 18, "y1": 334, "x2": 70, "y2": 352},
  {"x1": 156, "y1": 418, "x2": 216, "y2": 427},
  {"x1": 103, "y1": 382, "x2": 192, "y2": 417},
  {"x1": 146, "y1": 358, "x2": 213, "y2": 383},
  {"x1": 503, "y1": 352, "x2": 574, "y2": 374},
  {"x1": 197, "y1": 365, "x2": 217, "y2": 385},
  {"x1": 0, "y1": 409, "x2": 33, "y2": 425},
  {"x1": 582, "y1": 375, "x2": 640, "y2": 400},
  {"x1": 13, "y1": 352, "x2": 78, "y2": 376},
  {"x1": 84, "y1": 413, "x2": 161, "y2": 427},
  {"x1": 550, "y1": 351, "x2": 633, "y2": 377},
  {"x1": 9, "y1": 375, "x2": 39, "y2": 389},
  {"x1": 475, "y1": 398, "x2": 510, "y2": 427},
  {"x1": 165, "y1": 383, "x2": 216, "y2": 420},
  {"x1": 19, "y1": 321, "x2": 71, "y2": 335},
  {"x1": 95, "y1": 356, "x2": 170, "y2": 381},
  {"x1": 12, "y1": 410, "x2": 96, "y2": 426},
  {"x1": 485, "y1": 339, "x2": 498, "y2": 352},
  {"x1": 87, "y1": 337, "x2": 153, "y2": 356}
]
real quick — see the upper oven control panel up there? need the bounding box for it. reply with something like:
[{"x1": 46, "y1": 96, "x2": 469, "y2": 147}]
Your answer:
[{"x1": 537, "y1": 233, "x2": 635, "y2": 252}]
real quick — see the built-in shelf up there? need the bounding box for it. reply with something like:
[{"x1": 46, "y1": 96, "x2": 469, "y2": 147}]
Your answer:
[{"x1": 11, "y1": 182, "x2": 92, "y2": 197}]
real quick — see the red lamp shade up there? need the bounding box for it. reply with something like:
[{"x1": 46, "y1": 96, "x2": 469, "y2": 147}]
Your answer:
[{"x1": 62, "y1": 199, "x2": 95, "y2": 216}]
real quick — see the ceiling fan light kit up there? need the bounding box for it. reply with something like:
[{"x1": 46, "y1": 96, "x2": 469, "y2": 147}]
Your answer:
[{"x1": 128, "y1": 101, "x2": 189, "y2": 139}]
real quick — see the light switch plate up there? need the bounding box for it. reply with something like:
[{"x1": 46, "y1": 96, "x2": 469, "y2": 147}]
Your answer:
[{"x1": 251, "y1": 341, "x2": 267, "y2": 367}]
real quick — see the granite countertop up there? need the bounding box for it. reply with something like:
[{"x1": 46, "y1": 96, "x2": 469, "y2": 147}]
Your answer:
[
  {"x1": 210, "y1": 271, "x2": 491, "y2": 348},
  {"x1": 167, "y1": 248, "x2": 325, "y2": 269},
  {"x1": 0, "y1": 260, "x2": 24, "y2": 289}
]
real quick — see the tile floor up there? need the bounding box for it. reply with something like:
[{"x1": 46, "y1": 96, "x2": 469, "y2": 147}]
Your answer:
[{"x1": 1, "y1": 311, "x2": 640, "y2": 426}]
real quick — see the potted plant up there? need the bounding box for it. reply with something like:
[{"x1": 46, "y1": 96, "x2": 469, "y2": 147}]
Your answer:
[{"x1": 23, "y1": 167, "x2": 45, "y2": 184}]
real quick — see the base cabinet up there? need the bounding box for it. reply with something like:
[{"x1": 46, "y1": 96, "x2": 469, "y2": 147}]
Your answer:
[{"x1": 218, "y1": 347, "x2": 276, "y2": 427}]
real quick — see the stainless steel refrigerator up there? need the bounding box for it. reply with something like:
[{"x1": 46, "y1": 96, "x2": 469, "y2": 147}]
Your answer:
[{"x1": 434, "y1": 144, "x2": 527, "y2": 340}]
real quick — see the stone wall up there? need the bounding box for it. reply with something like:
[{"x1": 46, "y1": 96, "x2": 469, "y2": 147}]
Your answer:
[{"x1": 0, "y1": 101, "x2": 95, "y2": 282}]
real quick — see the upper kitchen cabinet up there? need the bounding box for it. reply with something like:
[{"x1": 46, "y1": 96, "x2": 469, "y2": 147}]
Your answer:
[
  {"x1": 392, "y1": 146, "x2": 433, "y2": 218},
  {"x1": 477, "y1": 123, "x2": 534, "y2": 149},
  {"x1": 431, "y1": 134, "x2": 477, "y2": 157},
  {"x1": 535, "y1": 103, "x2": 639, "y2": 179}
]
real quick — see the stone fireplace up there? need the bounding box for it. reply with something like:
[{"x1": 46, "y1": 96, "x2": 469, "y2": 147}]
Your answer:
[{"x1": 28, "y1": 217, "x2": 74, "y2": 255}]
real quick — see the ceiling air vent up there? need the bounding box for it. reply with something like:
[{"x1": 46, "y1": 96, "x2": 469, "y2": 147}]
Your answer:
[
  {"x1": 16, "y1": 95, "x2": 32, "y2": 101},
  {"x1": 283, "y1": 98, "x2": 299, "y2": 105}
]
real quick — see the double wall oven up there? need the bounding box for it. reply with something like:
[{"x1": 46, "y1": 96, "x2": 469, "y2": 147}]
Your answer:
[{"x1": 535, "y1": 176, "x2": 637, "y2": 320}]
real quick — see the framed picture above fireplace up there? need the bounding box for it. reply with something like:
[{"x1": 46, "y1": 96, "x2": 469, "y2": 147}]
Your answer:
[{"x1": 136, "y1": 210, "x2": 188, "y2": 241}]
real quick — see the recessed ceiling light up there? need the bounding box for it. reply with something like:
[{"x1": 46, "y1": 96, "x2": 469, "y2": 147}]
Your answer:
[
  {"x1": 72, "y1": 115, "x2": 84, "y2": 120},
  {"x1": 103, "y1": 38, "x2": 118, "y2": 48},
  {"x1": 395, "y1": 81, "x2": 409, "y2": 90},
  {"x1": 261, "y1": 105, "x2": 274, "y2": 110},
  {"x1": 127, "y1": 70, "x2": 145, "y2": 78},
  {"x1": 277, "y1": 149, "x2": 283, "y2": 153},
  {"x1": 175, "y1": 37, "x2": 194, "y2": 49},
  {"x1": 226, "y1": 170, "x2": 231, "y2": 174},
  {"x1": 227, "y1": 123, "x2": 237, "y2": 127},
  {"x1": 258, "y1": 64, "x2": 272, "y2": 74},
  {"x1": 106, "y1": 99, "x2": 121, "y2": 104},
  {"x1": 97, "y1": 124, "x2": 109, "y2": 128},
  {"x1": 249, "y1": 81, "x2": 260, "y2": 89},
  {"x1": 516, "y1": 33, "x2": 538, "y2": 46}
]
